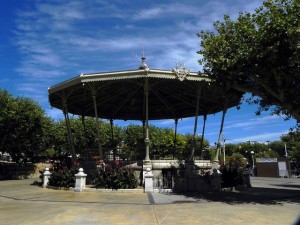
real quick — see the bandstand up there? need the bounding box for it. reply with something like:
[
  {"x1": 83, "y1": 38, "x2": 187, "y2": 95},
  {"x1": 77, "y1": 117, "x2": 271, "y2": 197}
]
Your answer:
[{"x1": 48, "y1": 56, "x2": 242, "y2": 191}]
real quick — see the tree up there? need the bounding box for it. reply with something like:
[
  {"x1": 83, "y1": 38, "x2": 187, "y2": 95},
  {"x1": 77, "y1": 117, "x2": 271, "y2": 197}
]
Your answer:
[
  {"x1": 122, "y1": 124, "x2": 144, "y2": 160},
  {"x1": 0, "y1": 89, "x2": 15, "y2": 151},
  {"x1": 235, "y1": 142, "x2": 279, "y2": 159},
  {"x1": 48, "y1": 117, "x2": 125, "y2": 161},
  {"x1": 150, "y1": 126, "x2": 186, "y2": 159},
  {"x1": 0, "y1": 89, "x2": 50, "y2": 163},
  {"x1": 281, "y1": 131, "x2": 300, "y2": 164},
  {"x1": 122, "y1": 124, "x2": 187, "y2": 160},
  {"x1": 269, "y1": 141, "x2": 286, "y2": 157},
  {"x1": 46, "y1": 118, "x2": 77, "y2": 160},
  {"x1": 198, "y1": 0, "x2": 300, "y2": 122},
  {"x1": 184, "y1": 133, "x2": 210, "y2": 159}
]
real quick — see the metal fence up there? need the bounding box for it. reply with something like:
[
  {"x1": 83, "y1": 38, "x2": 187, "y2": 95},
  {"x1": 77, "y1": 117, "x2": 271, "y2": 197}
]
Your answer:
[{"x1": 153, "y1": 174, "x2": 174, "y2": 190}]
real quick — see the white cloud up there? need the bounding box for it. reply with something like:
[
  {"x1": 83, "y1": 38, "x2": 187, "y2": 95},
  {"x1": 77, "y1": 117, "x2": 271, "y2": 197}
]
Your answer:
[
  {"x1": 133, "y1": 3, "x2": 202, "y2": 20},
  {"x1": 224, "y1": 115, "x2": 284, "y2": 130},
  {"x1": 13, "y1": 0, "x2": 263, "y2": 82},
  {"x1": 134, "y1": 7, "x2": 164, "y2": 20},
  {"x1": 229, "y1": 131, "x2": 289, "y2": 143},
  {"x1": 36, "y1": 3, "x2": 84, "y2": 20},
  {"x1": 152, "y1": 119, "x2": 175, "y2": 126},
  {"x1": 46, "y1": 108, "x2": 64, "y2": 120},
  {"x1": 11, "y1": 0, "x2": 266, "y2": 121},
  {"x1": 16, "y1": 66, "x2": 65, "y2": 79}
]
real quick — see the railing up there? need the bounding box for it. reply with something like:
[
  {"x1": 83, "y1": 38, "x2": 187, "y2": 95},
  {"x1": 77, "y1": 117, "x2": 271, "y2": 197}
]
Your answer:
[
  {"x1": 81, "y1": 146, "x2": 206, "y2": 161},
  {"x1": 153, "y1": 174, "x2": 174, "y2": 191},
  {"x1": 81, "y1": 148, "x2": 144, "y2": 161}
]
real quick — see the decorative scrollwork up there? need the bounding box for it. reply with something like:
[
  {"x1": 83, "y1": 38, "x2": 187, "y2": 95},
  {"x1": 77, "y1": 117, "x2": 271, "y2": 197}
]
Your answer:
[{"x1": 172, "y1": 62, "x2": 189, "y2": 81}]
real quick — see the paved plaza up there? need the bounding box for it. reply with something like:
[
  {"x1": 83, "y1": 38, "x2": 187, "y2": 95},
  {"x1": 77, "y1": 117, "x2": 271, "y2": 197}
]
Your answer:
[{"x1": 0, "y1": 177, "x2": 299, "y2": 225}]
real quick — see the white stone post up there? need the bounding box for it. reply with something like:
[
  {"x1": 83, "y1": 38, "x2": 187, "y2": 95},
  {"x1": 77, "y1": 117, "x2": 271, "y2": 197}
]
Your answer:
[
  {"x1": 75, "y1": 168, "x2": 87, "y2": 192},
  {"x1": 144, "y1": 168, "x2": 154, "y2": 193},
  {"x1": 43, "y1": 168, "x2": 51, "y2": 188}
]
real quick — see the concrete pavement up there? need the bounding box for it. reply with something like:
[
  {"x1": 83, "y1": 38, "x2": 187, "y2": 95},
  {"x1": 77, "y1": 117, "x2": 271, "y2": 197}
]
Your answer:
[{"x1": 0, "y1": 177, "x2": 299, "y2": 225}]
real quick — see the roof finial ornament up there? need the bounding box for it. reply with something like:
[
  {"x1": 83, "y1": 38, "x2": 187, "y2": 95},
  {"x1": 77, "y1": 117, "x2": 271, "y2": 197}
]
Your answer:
[
  {"x1": 172, "y1": 62, "x2": 189, "y2": 81},
  {"x1": 139, "y1": 50, "x2": 149, "y2": 70}
]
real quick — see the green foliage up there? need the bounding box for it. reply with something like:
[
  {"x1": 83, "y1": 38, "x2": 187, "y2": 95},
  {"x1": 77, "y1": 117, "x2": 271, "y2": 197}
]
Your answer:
[
  {"x1": 269, "y1": 141, "x2": 286, "y2": 156},
  {"x1": 172, "y1": 133, "x2": 187, "y2": 159},
  {"x1": 220, "y1": 154, "x2": 246, "y2": 188},
  {"x1": 226, "y1": 153, "x2": 248, "y2": 169},
  {"x1": 255, "y1": 149, "x2": 279, "y2": 158},
  {"x1": 219, "y1": 139, "x2": 300, "y2": 166},
  {"x1": 150, "y1": 126, "x2": 186, "y2": 159},
  {"x1": 121, "y1": 124, "x2": 191, "y2": 160},
  {"x1": 0, "y1": 89, "x2": 212, "y2": 162},
  {"x1": 198, "y1": 0, "x2": 300, "y2": 123},
  {"x1": 46, "y1": 119, "x2": 69, "y2": 158},
  {"x1": 93, "y1": 161, "x2": 137, "y2": 190},
  {"x1": 48, "y1": 163, "x2": 76, "y2": 188},
  {"x1": 184, "y1": 133, "x2": 210, "y2": 159},
  {"x1": 201, "y1": 148, "x2": 216, "y2": 161},
  {"x1": 233, "y1": 142, "x2": 280, "y2": 161},
  {"x1": 0, "y1": 89, "x2": 51, "y2": 163},
  {"x1": 121, "y1": 124, "x2": 144, "y2": 160},
  {"x1": 0, "y1": 89, "x2": 15, "y2": 151},
  {"x1": 46, "y1": 117, "x2": 125, "y2": 160},
  {"x1": 281, "y1": 130, "x2": 300, "y2": 164},
  {"x1": 221, "y1": 166, "x2": 243, "y2": 188}
]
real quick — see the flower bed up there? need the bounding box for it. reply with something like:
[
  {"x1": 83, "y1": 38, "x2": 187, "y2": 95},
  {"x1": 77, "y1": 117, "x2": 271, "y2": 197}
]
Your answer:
[
  {"x1": 93, "y1": 161, "x2": 137, "y2": 190},
  {"x1": 48, "y1": 163, "x2": 76, "y2": 188}
]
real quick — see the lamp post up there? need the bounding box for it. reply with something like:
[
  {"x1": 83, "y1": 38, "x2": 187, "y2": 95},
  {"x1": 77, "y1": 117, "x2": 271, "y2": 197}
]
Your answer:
[
  {"x1": 250, "y1": 151, "x2": 255, "y2": 167},
  {"x1": 251, "y1": 151, "x2": 255, "y2": 175},
  {"x1": 223, "y1": 138, "x2": 226, "y2": 165},
  {"x1": 284, "y1": 142, "x2": 288, "y2": 158}
]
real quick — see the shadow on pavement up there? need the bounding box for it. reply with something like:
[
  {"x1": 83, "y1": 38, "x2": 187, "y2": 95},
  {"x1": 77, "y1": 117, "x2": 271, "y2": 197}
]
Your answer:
[
  {"x1": 272, "y1": 184, "x2": 300, "y2": 189},
  {"x1": 171, "y1": 187, "x2": 300, "y2": 205}
]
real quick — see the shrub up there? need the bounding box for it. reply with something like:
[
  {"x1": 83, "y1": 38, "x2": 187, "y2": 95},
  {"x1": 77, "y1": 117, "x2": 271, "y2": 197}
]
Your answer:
[
  {"x1": 48, "y1": 163, "x2": 76, "y2": 188},
  {"x1": 93, "y1": 161, "x2": 137, "y2": 190},
  {"x1": 220, "y1": 154, "x2": 247, "y2": 188},
  {"x1": 226, "y1": 153, "x2": 247, "y2": 169},
  {"x1": 220, "y1": 166, "x2": 243, "y2": 188}
]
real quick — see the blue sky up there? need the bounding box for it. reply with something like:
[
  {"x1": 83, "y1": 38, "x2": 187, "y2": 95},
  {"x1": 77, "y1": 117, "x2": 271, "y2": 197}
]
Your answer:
[{"x1": 0, "y1": 0, "x2": 297, "y2": 145}]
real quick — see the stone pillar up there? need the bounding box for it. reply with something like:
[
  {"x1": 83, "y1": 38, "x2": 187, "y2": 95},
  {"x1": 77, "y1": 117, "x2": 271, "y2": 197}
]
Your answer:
[
  {"x1": 74, "y1": 168, "x2": 87, "y2": 192},
  {"x1": 142, "y1": 162, "x2": 152, "y2": 180},
  {"x1": 144, "y1": 168, "x2": 154, "y2": 193},
  {"x1": 43, "y1": 168, "x2": 51, "y2": 188}
]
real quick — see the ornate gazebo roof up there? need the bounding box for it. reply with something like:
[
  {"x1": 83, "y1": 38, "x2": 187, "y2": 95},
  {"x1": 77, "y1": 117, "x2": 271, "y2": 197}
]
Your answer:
[{"x1": 48, "y1": 66, "x2": 241, "y2": 121}]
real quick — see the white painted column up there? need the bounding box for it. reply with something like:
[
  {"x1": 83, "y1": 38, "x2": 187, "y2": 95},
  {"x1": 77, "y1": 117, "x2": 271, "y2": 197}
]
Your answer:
[
  {"x1": 214, "y1": 108, "x2": 227, "y2": 163},
  {"x1": 74, "y1": 168, "x2": 87, "y2": 192},
  {"x1": 92, "y1": 93, "x2": 104, "y2": 161},
  {"x1": 43, "y1": 168, "x2": 51, "y2": 188},
  {"x1": 63, "y1": 102, "x2": 77, "y2": 162},
  {"x1": 144, "y1": 78, "x2": 150, "y2": 163},
  {"x1": 189, "y1": 91, "x2": 200, "y2": 161},
  {"x1": 144, "y1": 168, "x2": 154, "y2": 193}
]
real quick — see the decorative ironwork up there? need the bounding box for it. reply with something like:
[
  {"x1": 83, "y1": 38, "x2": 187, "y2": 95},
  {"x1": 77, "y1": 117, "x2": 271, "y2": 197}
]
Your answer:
[
  {"x1": 153, "y1": 175, "x2": 174, "y2": 190},
  {"x1": 172, "y1": 62, "x2": 189, "y2": 81}
]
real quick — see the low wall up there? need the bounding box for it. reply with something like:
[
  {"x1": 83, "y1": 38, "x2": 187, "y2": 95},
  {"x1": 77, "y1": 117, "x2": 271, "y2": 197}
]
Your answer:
[
  {"x1": 0, "y1": 162, "x2": 52, "y2": 180},
  {"x1": 121, "y1": 160, "x2": 212, "y2": 191},
  {"x1": 151, "y1": 160, "x2": 212, "y2": 192},
  {"x1": 150, "y1": 160, "x2": 211, "y2": 177}
]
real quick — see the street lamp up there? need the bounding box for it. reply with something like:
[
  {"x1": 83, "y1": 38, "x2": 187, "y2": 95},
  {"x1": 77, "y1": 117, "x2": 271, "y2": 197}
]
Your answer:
[
  {"x1": 250, "y1": 151, "x2": 255, "y2": 168},
  {"x1": 223, "y1": 138, "x2": 226, "y2": 165},
  {"x1": 284, "y1": 142, "x2": 288, "y2": 158}
]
